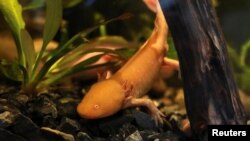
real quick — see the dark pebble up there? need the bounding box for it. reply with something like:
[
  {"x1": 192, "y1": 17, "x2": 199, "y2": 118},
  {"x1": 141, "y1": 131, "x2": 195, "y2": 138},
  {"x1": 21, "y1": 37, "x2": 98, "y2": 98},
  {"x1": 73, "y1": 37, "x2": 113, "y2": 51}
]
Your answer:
[
  {"x1": 92, "y1": 137, "x2": 107, "y2": 141},
  {"x1": 0, "y1": 128, "x2": 27, "y2": 141},
  {"x1": 0, "y1": 111, "x2": 17, "y2": 128},
  {"x1": 118, "y1": 123, "x2": 138, "y2": 138},
  {"x1": 98, "y1": 113, "x2": 135, "y2": 135},
  {"x1": 42, "y1": 115, "x2": 58, "y2": 128},
  {"x1": 168, "y1": 113, "x2": 187, "y2": 131},
  {"x1": 0, "y1": 85, "x2": 17, "y2": 96},
  {"x1": 15, "y1": 94, "x2": 29, "y2": 105},
  {"x1": 125, "y1": 130, "x2": 143, "y2": 141},
  {"x1": 139, "y1": 130, "x2": 159, "y2": 141},
  {"x1": 7, "y1": 94, "x2": 28, "y2": 112},
  {"x1": 10, "y1": 113, "x2": 44, "y2": 141},
  {"x1": 38, "y1": 91, "x2": 61, "y2": 100},
  {"x1": 76, "y1": 132, "x2": 92, "y2": 141},
  {"x1": 149, "y1": 131, "x2": 179, "y2": 141},
  {"x1": 130, "y1": 110, "x2": 159, "y2": 131},
  {"x1": 28, "y1": 95, "x2": 58, "y2": 118},
  {"x1": 57, "y1": 98, "x2": 79, "y2": 118},
  {"x1": 57, "y1": 117, "x2": 81, "y2": 135},
  {"x1": 107, "y1": 123, "x2": 138, "y2": 141}
]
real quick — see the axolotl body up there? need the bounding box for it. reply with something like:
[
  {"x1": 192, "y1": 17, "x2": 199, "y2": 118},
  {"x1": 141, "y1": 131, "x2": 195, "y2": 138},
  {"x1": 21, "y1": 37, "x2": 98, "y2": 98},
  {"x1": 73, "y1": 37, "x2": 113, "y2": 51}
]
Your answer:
[{"x1": 77, "y1": 2, "x2": 179, "y2": 123}]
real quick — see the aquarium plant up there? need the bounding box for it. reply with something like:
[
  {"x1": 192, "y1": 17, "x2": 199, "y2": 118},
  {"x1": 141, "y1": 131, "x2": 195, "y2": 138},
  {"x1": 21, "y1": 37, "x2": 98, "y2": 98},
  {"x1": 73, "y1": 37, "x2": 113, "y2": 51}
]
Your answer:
[
  {"x1": 228, "y1": 39, "x2": 250, "y2": 94},
  {"x1": 0, "y1": 0, "x2": 134, "y2": 95}
]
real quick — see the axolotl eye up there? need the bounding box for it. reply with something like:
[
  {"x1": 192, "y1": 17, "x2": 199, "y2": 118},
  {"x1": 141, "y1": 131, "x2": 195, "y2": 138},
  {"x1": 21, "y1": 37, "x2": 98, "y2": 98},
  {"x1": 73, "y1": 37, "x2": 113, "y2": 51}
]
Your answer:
[{"x1": 93, "y1": 104, "x2": 100, "y2": 110}]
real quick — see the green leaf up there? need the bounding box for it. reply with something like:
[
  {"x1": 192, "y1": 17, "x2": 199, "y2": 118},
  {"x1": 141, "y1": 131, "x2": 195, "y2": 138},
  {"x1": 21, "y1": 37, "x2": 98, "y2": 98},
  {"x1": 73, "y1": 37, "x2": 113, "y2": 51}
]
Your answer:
[
  {"x1": 240, "y1": 39, "x2": 250, "y2": 67},
  {"x1": 20, "y1": 29, "x2": 36, "y2": 76},
  {"x1": 68, "y1": 54, "x2": 115, "y2": 73},
  {"x1": 92, "y1": 36, "x2": 128, "y2": 47},
  {"x1": 0, "y1": 0, "x2": 26, "y2": 65},
  {"x1": 114, "y1": 48, "x2": 138, "y2": 59},
  {"x1": 52, "y1": 47, "x2": 119, "y2": 71},
  {"x1": 42, "y1": 55, "x2": 116, "y2": 86},
  {"x1": 0, "y1": 0, "x2": 25, "y2": 36},
  {"x1": 23, "y1": 0, "x2": 45, "y2": 10},
  {"x1": 46, "y1": 34, "x2": 86, "y2": 62},
  {"x1": 80, "y1": 13, "x2": 133, "y2": 38},
  {"x1": 43, "y1": 0, "x2": 62, "y2": 47},
  {"x1": 53, "y1": 36, "x2": 130, "y2": 69},
  {"x1": 46, "y1": 47, "x2": 137, "y2": 83},
  {"x1": 0, "y1": 60, "x2": 23, "y2": 81},
  {"x1": 32, "y1": 0, "x2": 62, "y2": 78},
  {"x1": 63, "y1": 0, "x2": 82, "y2": 8},
  {"x1": 227, "y1": 45, "x2": 242, "y2": 71},
  {"x1": 238, "y1": 69, "x2": 250, "y2": 94},
  {"x1": 167, "y1": 37, "x2": 178, "y2": 59}
]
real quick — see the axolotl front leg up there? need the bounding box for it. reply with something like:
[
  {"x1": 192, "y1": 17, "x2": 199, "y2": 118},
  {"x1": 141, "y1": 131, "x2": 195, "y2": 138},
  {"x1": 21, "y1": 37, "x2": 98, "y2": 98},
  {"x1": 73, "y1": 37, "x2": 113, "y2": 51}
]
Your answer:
[
  {"x1": 122, "y1": 94, "x2": 165, "y2": 124},
  {"x1": 118, "y1": 71, "x2": 170, "y2": 125}
]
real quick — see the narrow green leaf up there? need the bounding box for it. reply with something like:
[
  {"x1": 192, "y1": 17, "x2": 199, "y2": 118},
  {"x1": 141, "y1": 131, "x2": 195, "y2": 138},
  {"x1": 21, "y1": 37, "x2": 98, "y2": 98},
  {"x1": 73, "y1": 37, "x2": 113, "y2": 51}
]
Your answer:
[
  {"x1": 32, "y1": 0, "x2": 62, "y2": 78},
  {"x1": 20, "y1": 29, "x2": 35, "y2": 76},
  {"x1": 44, "y1": 35, "x2": 128, "y2": 76},
  {"x1": 80, "y1": 13, "x2": 133, "y2": 38},
  {"x1": 63, "y1": 0, "x2": 82, "y2": 8},
  {"x1": 50, "y1": 36, "x2": 129, "y2": 70},
  {"x1": 0, "y1": 0, "x2": 26, "y2": 65},
  {"x1": 227, "y1": 45, "x2": 242, "y2": 71},
  {"x1": 114, "y1": 48, "x2": 138, "y2": 59},
  {"x1": 18, "y1": 64, "x2": 29, "y2": 85},
  {"x1": 238, "y1": 70, "x2": 250, "y2": 94},
  {"x1": 240, "y1": 39, "x2": 250, "y2": 67},
  {"x1": 49, "y1": 45, "x2": 89, "y2": 71},
  {"x1": 23, "y1": 0, "x2": 45, "y2": 11},
  {"x1": 36, "y1": 47, "x2": 117, "y2": 83},
  {"x1": 52, "y1": 47, "x2": 120, "y2": 71},
  {"x1": 43, "y1": 0, "x2": 62, "y2": 46},
  {"x1": 42, "y1": 56, "x2": 116, "y2": 86},
  {"x1": 167, "y1": 37, "x2": 178, "y2": 59},
  {"x1": 69, "y1": 53, "x2": 112, "y2": 68}
]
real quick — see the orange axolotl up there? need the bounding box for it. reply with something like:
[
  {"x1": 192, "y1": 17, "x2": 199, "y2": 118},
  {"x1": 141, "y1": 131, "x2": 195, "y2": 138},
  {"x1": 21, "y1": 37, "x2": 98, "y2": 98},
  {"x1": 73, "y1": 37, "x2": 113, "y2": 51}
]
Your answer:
[{"x1": 77, "y1": 1, "x2": 179, "y2": 123}]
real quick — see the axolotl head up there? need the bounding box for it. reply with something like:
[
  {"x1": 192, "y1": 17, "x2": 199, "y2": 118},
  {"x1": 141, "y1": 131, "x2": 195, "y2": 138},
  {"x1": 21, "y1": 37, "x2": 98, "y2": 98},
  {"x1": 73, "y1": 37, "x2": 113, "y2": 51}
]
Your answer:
[{"x1": 77, "y1": 79, "x2": 125, "y2": 119}]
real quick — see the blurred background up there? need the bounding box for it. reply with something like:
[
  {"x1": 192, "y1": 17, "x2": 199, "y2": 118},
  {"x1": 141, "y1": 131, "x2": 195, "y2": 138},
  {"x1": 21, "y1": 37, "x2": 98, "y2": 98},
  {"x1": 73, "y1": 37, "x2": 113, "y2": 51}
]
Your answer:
[{"x1": 0, "y1": 0, "x2": 250, "y2": 97}]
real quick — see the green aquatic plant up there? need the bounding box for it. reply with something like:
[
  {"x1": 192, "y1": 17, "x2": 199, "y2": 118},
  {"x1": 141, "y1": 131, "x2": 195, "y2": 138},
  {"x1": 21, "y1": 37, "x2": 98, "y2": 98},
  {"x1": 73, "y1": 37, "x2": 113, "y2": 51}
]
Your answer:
[
  {"x1": 237, "y1": 39, "x2": 250, "y2": 94},
  {"x1": 167, "y1": 37, "x2": 178, "y2": 60},
  {"x1": 228, "y1": 39, "x2": 250, "y2": 94},
  {"x1": 0, "y1": 0, "x2": 134, "y2": 95},
  {"x1": 23, "y1": 0, "x2": 84, "y2": 10}
]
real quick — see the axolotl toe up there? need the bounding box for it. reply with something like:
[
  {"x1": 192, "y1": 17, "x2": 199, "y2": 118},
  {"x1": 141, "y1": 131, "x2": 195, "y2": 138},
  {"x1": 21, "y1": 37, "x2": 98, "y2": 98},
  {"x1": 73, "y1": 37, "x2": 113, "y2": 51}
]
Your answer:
[{"x1": 77, "y1": 1, "x2": 179, "y2": 124}]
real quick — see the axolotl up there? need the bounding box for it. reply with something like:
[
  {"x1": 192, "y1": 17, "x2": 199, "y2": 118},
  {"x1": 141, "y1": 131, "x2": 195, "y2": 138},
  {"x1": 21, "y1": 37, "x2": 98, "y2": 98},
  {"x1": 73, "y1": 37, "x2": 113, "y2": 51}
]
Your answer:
[{"x1": 77, "y1": 2, "x2": 179, "y2": 123}]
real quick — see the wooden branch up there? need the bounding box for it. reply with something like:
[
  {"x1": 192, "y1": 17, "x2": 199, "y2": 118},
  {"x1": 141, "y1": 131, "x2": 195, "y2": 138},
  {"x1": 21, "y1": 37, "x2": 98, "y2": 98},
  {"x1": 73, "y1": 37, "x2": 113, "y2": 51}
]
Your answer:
[{"x1": 159, "y1": 0, "x2": 246, "y2": 140}]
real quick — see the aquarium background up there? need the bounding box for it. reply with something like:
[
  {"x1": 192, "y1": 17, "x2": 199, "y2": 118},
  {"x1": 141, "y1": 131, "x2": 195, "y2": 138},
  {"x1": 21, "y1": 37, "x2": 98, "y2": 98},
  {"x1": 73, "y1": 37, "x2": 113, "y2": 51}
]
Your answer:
[{"x1": 0, "y1": 0, "x2": 250, "y2": 94}]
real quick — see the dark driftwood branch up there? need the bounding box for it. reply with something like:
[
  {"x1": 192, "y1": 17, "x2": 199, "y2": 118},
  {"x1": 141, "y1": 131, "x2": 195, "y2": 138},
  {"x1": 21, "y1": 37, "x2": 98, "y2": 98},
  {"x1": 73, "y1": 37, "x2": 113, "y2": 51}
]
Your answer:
[{"x1": 159, "y1": 0, "x2": 246, "y2": 140}]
